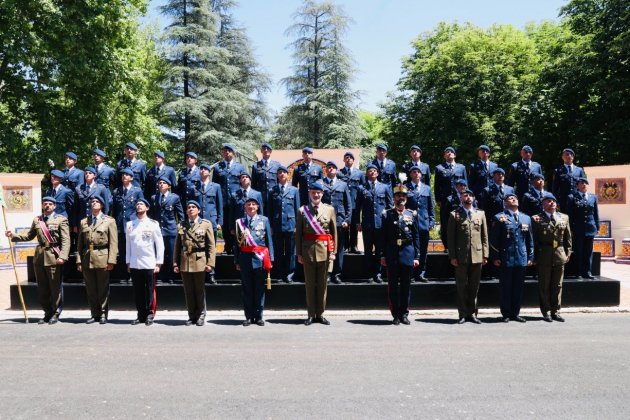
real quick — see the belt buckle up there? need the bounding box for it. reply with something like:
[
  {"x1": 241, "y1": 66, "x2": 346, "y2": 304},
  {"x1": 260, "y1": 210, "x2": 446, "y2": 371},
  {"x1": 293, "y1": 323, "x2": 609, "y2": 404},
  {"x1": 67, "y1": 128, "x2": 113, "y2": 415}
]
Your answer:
[
  {"x1": 396, "y1": 239, "x2": 402, "y2": 246},
  {"x1": 89, "y1": 243, "x2": 94, "y2": 252},
  {"x1": 187, "y1": 244, "x2": 192, "y2": 253}
]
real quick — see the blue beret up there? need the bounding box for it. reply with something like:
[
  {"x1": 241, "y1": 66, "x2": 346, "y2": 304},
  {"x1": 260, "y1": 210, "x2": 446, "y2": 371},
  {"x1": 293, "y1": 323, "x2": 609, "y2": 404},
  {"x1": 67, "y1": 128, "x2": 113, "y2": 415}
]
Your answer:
[
  {"x1": 136, "y1": 198, "x2": 151, "y2": 209},
  {"x1": 376, "y1": 143, "x2": 388, "y2": 151},
  {"x1": 239, "y1": 171, "x2": 251, "y2": 179},
  {"x1": 522, "y1": 145, "x2": 533, "y2": 153},
  {"x1": 186, "y1": 200, "x2": 200, "y2": 209},
  {"x1": 277, "y1": 165, "x2": 289, "y2": 173},
  {"x1": 444, "y1": 146, "x2": 456, "y2": 154},
  {"x1": 577, "y1": 177, "x2": 589, "y2": 184},
  {"x1": 410, "y1": 145, "x2": 422, "y2": 152},
  {"x1": 199, "y1": 163, "x2": 212, "y2": 171},
  {"x1": 93, "y1": 148, "x2": 106, "y2": 158},
  {"x1": 185, "y1": 151, "x2": 198, "y2": 159},
  {"x1": 261, "y1": 142, "x2": 273, "y2": 150},
  {"x1": 326, "y1": 161, "x2": 337, "y2": 169},
  {"x1": 492, "y1": 168, "x2": 505, "y2": 175},
  {"x1": 222, "y1": 144, "x2": 235, "y2": 152},
  {"x1": 562, "y1": 148, "x2": 575, "y2": 155},
  {"x1": 302, "y1": 147, "x2": 314, "y2": 154},
  {"x1": 154, "y1": 150, "x2": 165, "y2": 159},
  {"x1": 244, "y1": 196, "x2": 260, "y2": 206},
  {"x1": 532, "y1": 173, "x2": 544, "y2": 180},
  {"x1": 91, "y1": 194, "x2": 106, "y2": 205},
  {"x1": 157, "y1": 176, "x2": 172, "y2": 186},
  {"x1": 309, "y1": 180, "x2": 324, "y2": 191},
  {"x1": 478, "y1": 145, "x2": 490, "y2": 152},
  {"x1": 42, "y1": 196, "x2": 57, "y2": 204},
  {"x1": 408, "y1": 165, "x2": 422, "y2": 172},
  {"x1": 65, "y1": 152, "x2": 78, "y2": 160},
  {"x1": 50, "y1": 169, "x2": 64, "y2": 179},
  {"x1": 504, "y1": 192, "x2": 518, "y2": 200},
  {"x1": 344, "y1": 151, "x2": 355, "y2": 159},
  {"x1": 462, "y1": 189, "x2": 475, "y2": 196},
  {"x1": 455, "y1": 179, "x2": 468, "y2": 186},
  {"x1": 119, "y1": 168, "x2": 134, "y2": 177},
  {"x1": 84, "y1": 166, "x2": 96, "y2": 174},
  {"x1": 125, "y1": 142, "x2": 138, "y2": 150},
  {"x1": 542, "y1": 192, "x2": 557, "y2": 201},
  {"x1": 366, "y1": 163, "x2": 379, "y2": 172}
]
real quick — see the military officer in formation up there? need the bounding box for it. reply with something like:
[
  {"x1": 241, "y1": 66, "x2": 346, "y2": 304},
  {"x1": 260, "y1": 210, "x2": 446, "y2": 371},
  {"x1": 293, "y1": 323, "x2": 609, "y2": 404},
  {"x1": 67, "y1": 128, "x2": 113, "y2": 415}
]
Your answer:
[
  {"x1": 404, "y1": 165, "x2": 435, "y2": 282},
  {"x1": 144, "y1": 150, "x2": 177, "y2": 200},
  {"x1": 174, "y1": 200, "x2": 216, "y2": 326},
  {"x1": 292, "y1": 146, "x2": 324, "y2": 206},
  {"x1": 77, "y1": 194, "x2": 118, "y2": 324},
  {"x1": 177, "y1": 151, "x2": 200, "y2": 201},
  {"x1": 62, "y1": 151, "x2": 84, "y2": 192},
  {"x1": 251, "y1": 142, "x2": 280, "y2": 213},
  {"x1": 150, "y1": 177, "x2": 184, "y2": 284},
  {"x1": 468, "y1": 145, "x2": 498, "y2": 197},
  {"x1": 402, "y1": 145, "x2": 431, "y2": 185},
  {"x1": 532, "y1": 193, "x2": 572, "y2": 322},
  {"x1": 112, "y1": 168, "x2": 144, "y2": 280},
  {"x1": 478, "y1": 168, "x2": 514, "y2": 218},
  {"x1": 447, "y1": 189, "x2": 488, "y2": 324},
  {"x1": 566, "y1": 178, "x2": 599, "y2": 279},
  {"x1": 380, "y1": 185, "x2": 420, "y2": 325},
  {"x1": 74, "y1": 167, "x2": 112, "y2": 230},
  {"x1": 116, "y1": 142, "x2": 147, "y2": 189},
  {"x1": 552, "y1": 148, "x2": 586, "y2": 211},
  {"x1": 520, "y1": 173, "x2": 547, "y2": 217},
  {"x1": 235, "y1": 197, "x2": 273, "y2": 326},
  {"x1": 435, "y1": 146, "x2": 467, "y2": 250},
  {"x1": 296, "y1": 181, "x2": 337, "y2": 325},
  {"x1": 125, "y1": 198, "x2": 164, "y2": 326},
  {"x1": 47, "y1": 170, "x2": 74, "y2": 220},
  {"x1": 507, "y1": 145, "x2": 544, "y2": 200},
  {"x1": 93, "y1": 148, "x2": 116, "y2": 191},
  {"x1": 441, "y1": 179, "x2": 475, "y2": 250},
  {"x1": 372, "y1": 143, "x2": 398, "y2": 189},
  {"x1": 228, "y1": 172, "x2": 263, "y2": 252},
  {"x1": 6, "y1": 196, "x2": 70, "y2": 324},
  {"x1": 337, "y1": 151, "x2": 364, "y2": 254}
]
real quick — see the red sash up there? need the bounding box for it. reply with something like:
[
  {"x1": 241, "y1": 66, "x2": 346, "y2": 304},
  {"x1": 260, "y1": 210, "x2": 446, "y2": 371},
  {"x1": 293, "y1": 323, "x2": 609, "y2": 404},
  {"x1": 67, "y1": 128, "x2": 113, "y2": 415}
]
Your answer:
[
  {"x1": 303, "y1": 233, "x2": 335, "y2": 252},
  {"x1": 239, "y1": 246, "x2": 273, "y2": 272},
  {"x1": 38, "y1": 216, "x2": 61, "y2": 257}
]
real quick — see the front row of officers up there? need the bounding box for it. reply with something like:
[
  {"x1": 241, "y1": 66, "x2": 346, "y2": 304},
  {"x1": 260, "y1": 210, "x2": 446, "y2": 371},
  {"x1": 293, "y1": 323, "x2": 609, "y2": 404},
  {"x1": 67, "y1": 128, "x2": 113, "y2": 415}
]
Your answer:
[{"x1": 9, "y1": 177, "x2": 577, "y2": 326}]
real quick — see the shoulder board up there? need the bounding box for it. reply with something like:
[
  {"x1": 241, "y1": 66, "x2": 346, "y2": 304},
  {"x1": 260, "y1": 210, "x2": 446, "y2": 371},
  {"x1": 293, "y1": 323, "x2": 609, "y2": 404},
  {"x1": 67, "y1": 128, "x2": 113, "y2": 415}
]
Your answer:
[
  {"x1": 103, "y1": 215, "x2": 114, "y2": 220},
  {"x1": 200, "y1": 219, "x2": 212, "y2": 224}
]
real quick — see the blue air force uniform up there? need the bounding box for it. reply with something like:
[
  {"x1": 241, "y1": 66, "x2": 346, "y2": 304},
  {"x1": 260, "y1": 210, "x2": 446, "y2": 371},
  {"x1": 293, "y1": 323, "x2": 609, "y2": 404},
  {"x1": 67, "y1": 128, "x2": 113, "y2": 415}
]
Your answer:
[
  {"x1": 116, "y1": 158, "x2": 147, "y2": 189},
  {"x1": 212, "y1": 160, "x2": 246, "y2": 253},
  {"x1": 292, "y1": 161, "x2": 324, "y2": 207},
  {"x1": 404, "y1": 181, "x2": 435, "y2": 279},
  {"x1": 490, "y1": 209, "x2": 534, "y2": 320},
  {"x1": 251, "y1": 159, "x2": 280, "y2": 214},
  {"x1": 507, "y1": 160, "x2": 544, "y2": 199},
  {"x1": 322, "y1": 176, "x2": 352, "y2": 281},
  {"x1": 191, "y1": 179, "x2": 223, "y2": 235},
  {"x1": 553, "y1": 164, "x2": 586, "y2": 211},
  {"x1": 521, "y1": 186, "x2": 548, "y2": 217},
  {"x1": 63, "y1": 167, "x2": 84, "y2": 192},
  {"x1": 468, "y1": 160, "x2": 498, "y2": 196},
  {"x1": 150, "y1": 191, "x2": 184, "y2": 282},
  {"x1": 479, "y1": 183, "x2": 515, "y2": 220},
  {"x1": 74, "y1": 183, "x2": 112, "y2": 227},
  {"x1": 371, "y1": 158, "x2": 398, "y2": 189},
  {"x1": 234, "y1": 213, "x2": 274, "y2": 322},
  {"x1": 566, "y1": 190, "x2": 599, "y2": 278},
  {"x1": 46, "y1": 185, "x2": 75, "y2": 223},
  {"x1": 434, "y1": 161, "x2": 468, "y2": 204},
  {"x1": 229, "y1": 187, "x2": 264, "y2": 253},
  {"x1": 145, "y1": 164, "x2": 177, "y2": 200},
  {"x1": 94, "y1": 163, "x2": 116, "y2": 191},
  {"x1": 177, "y1": 166, "x2": 200, "y2": 203},
  {"x1": 268, "y1": 182, "x2": 300, "y2": 282},
  {"x1": 337, "y1": 165, "x2": 365, "y2": 252},
  {"x1": 402, "y1": 161, "x2": 431, "y2": 186}
]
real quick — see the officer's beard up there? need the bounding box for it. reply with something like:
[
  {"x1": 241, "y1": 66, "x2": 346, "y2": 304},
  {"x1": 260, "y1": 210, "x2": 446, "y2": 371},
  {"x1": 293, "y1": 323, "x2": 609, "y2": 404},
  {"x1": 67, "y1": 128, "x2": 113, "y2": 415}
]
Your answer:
[{"x1": 395, "y1": 198, "x2": 406, "y2": 208}]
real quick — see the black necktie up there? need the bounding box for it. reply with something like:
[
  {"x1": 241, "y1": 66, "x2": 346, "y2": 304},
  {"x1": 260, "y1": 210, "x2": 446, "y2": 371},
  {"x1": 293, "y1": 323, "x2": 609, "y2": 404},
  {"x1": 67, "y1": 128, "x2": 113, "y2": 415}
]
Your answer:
[
  {"x1": 280, "y1": 185, "x2": 285, "y2": 195},
  {"x1": 371, "y1": 182, "x2": 376, "y2": 194},
  {"x1": 43, "y1": 216, "x2": 49, "y2": 223},
  {"x1": 313, "y1": 205, "x2": 318, "y2": 214},
  {"x1": 467, "y1": 210, "x2": 472, "y2": 220},
  {"x1": 514, "y1": 212, "x2": 519, "y2": 223},
  {"x1": 161, "y1": 194, "x2": 166, "y2": 206},
  {"x1": 91, "y1": 216, "x2": 97, "y2": 226},
  {"x1": 263, "y1": 160, "x2": 267, "y2": 168}
]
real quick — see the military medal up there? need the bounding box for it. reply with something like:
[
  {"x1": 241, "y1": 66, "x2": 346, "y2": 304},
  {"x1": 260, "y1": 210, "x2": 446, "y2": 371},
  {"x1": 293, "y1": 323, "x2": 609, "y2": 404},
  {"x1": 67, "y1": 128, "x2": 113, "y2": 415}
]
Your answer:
[
  {"x1": 553, "y1": 240, "x2": 558, "y2": 248},
  {"x1": 396, "y1": 239, "x2": 402, "y2": 246}
]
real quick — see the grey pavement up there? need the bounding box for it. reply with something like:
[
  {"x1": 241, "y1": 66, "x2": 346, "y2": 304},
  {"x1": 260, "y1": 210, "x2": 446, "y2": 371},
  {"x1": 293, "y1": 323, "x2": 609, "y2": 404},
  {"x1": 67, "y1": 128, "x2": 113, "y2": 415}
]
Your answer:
[{"x1": 1, "y1": 312, "x2": 630, "y2": 419}]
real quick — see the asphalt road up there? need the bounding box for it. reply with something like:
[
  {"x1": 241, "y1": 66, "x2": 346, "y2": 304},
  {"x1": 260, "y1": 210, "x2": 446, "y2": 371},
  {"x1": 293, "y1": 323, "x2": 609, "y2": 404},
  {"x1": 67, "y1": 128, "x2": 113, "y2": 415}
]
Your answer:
[{"x1": 1, "y1": 312, "x2": 629, "y2": 419}]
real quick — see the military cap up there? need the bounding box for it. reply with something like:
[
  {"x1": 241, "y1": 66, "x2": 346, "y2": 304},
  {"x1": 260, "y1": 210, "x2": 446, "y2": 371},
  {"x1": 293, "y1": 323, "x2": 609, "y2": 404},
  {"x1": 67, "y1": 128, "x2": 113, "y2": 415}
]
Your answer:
[
  {"x1": 154, "y1": 150, "x2": 165, "y2": 159},
  {"x1": 455, "y1": 179, "x2": 468, "y2": 186},
  {"x1": 50, "y1": 169, "x2": 64, "y2": 179},
  {"x1": 93, "y1": 148, "x2": 107, "y2": 158},
  {"x1": 478, "y1": 145, "x2": 491, "y2": 152},
  {"x1": 344, "y1": 151, "x2": 355, "y2": 159},
  {"x1": 532, "y1": 173, "x2": 544, "y2": 180},
  {"x1": 326, "y1": 161, "x2": 338, "y2": 169},
  {"x1": 244, "y1": 196, "x2": 261, "y2": 206},
  {"x1": 65, "y1": 151, "x2": 78, "y2": 160},
  {"x1": 222, "y1": 144, "x2": 235, "y2": 152},
  {"x1": 461, "y1": 189, "x2": 475, "y2": 196},
  {"x1": 91, "y1": 194, "x2": 106, "y2": 205},
  {"x1": 562, "y1": 148, "x2": 575, "y2": 155},
  {"x1": 84, "y1": 166, "x2": 96, "y2": 174},
  {"x1": 492, "y1": 168, "x2": 506, "y2": 175},
  {"x1": 125, "y1": 142, "x2": 138, "y2": 150},
  {"x1": 444, "y1": 146, "x2": 456, "y2": 154},
  {"x1": 185, "y1": 151, "x2": 198, "y2": 159},
  {"x1": 376, "y1": 143, "x2": 388, "y2": 151},
  {"x1": 503, "y1": 192, "x2": 518, "y2": 200},
  {"x1": 410, "y1": 145, "x2": 422, "y2": 152},
  {"x1": 366, "y1": 163, "x2": 380, "y2": 172},
  {"x1": 199, "y1": 163, "x2": 212, "y2": 171},
  {"x1": 408, "y1": 165, "x2": 422, "y2": 173},
  {"x1": 136, "y1": 198, "x2": 151, "y2": 209},
  {"x1": 393, "y1": 185, "x2": 408, "y2": 195},
  {"x1": 42, "y1": 196, "x2": 57, "y2": 204},
  {"x1": 157, "y1": 176, "x2": 172, "y2": 186},
  {"x1": 261, "y1": 142, "x2": 273, "y2": 150},
  {"x1": 522, "y1": 145, "x2": 533, "y2": 153},
  {"x1": 542, "y1": 192, "x2": 557, "y2": 202},
  {"x1": 239, "y1": 171, "x2": 251, "y2": 179},
  {"x1": 277, "y1": 165, "x2": 289, "y2": 173},
  {"x1": 302, "y1": 147, "x2": 314, "y2": 154},
  {"x1": 576, "y1": 177, "x2": 589, "y2": 184},
  {"x1": 186, "y1": 200, "x2": 201, "y2": 209},
  {"x1": 119, "y1": 168, "x2": 134, "y2": 177},
  {"x1": 309, "y1": 180, "x2": 324, "y2": 191}
]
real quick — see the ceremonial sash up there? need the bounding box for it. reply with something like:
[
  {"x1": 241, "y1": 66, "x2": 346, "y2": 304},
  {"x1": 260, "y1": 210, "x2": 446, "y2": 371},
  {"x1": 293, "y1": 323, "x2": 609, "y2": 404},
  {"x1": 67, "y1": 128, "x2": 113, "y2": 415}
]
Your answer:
[
  {"x1": 237, "y1": 218, "x2": 272, "y2": 272},
  {"x1": 302, "y1": 205, "x2": 335, "y2": 252},
  {"x1": 38, "y1": 216, "x2": 61, "y2": 257}
]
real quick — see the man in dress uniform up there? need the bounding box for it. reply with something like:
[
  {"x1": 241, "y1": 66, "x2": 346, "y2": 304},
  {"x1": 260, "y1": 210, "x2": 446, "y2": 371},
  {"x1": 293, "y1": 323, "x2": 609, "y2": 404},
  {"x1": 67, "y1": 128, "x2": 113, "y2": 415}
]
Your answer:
[
  {"x1": 404, "y1": 165, "x2": 435, "y2": 282},
  {"x1": 176, "y1": 151, "x2": 200, "y2": 202},
  {"x1": 478, "y1": 168, "x2": 514, "y2": 218},
  {"x1": 268, "y1": 165, "x2": 300, "y2": 283},
  {"x1": 144, "y1": 151, "x2": 177, "y2": 200},
  {"x1": 251, "y1": 142, "x2": 280, "y2": 215},
  {"x1": 116, "y1": 142, "x2": 146, "y2": 189},
  {"x1": 441, "y1": 179, "x2": 476, "y2": 250},
  {"x1": 229, "y1": 172, "x2": 263, "y2": 253},
  {"x1": 173, "y1": 200, "x2": 216, "y2": 326},
  {"x1": 468, "y1": 145, "x2": 498, "y2": 197},
  {"x1": 506, "y1": 145, "x2": 544, "y2": 200},
  {"x1": 76, "y1": 194, "x2": 118, "y2": 324},
  {"x1": 402, "y1": 145, "x2": 431, "y2": 185},
  {"x1": 520, "y1": 173, "x2": 547, "y2": 217},
  {"x1": 212, "y1": 144, "x2": 246, "y2": 254},
  {"x1": 354, "y1": 163, "x2": 393, "y2": 283},
  {"x1": 112, "y1": 168, "x2": 144, "y2": 281},
  {"x1": 322, "y1": 161, "x2": 352, "y2": 284},
  {"x1": 380, "y1": 185, "x2": 420, "y2": 325},
  {"x1": 566, "y1": 178, "x2": 599, "y2": 279},
  {"x1": 296, "y1": 181, "x2": 337, "y2": 325},
  {"x1": 150, "y1": 177, "x2": 184, "y2": 284},
  {"x1": 435, "y1": 146, "x2": 467, "y2": 250},
  {"x1": 47, "y1": 169, "x2": 74, "y2": 220},
  {"x1": 447, "y1": 189, "x2": 489, "y2": 324},
  {"x1": 5, "y1": 196, "x2": 70, "y2": 324},
  {"x1": 532, "y1": 193, "x2": 572, "y2": 322},
  {"x1": 292, "y1": 146, "x2": 324, "y2": 206},
  {"x1": 93, "y1": 148, "x2": 116, "y2": 192},
  {"x1": 62, "y1": 151, "x2": 84, "y2": 192},
  {"x1": 552, "y1": 148, "x2": 586, "y2": 212},
  {"x1": 372, "y1": 143, "x2": 398, "y2": 189},
  {"x1": 125, "y1": 198, "x2": 164, "y2": 326},
  {"x1": 235, "y1": 197, "x2": 273, "y2": 326},
  {"x1": 337, "y1": 151, "x2": 365, "y2": 254},
  {"x1": 490, "y1": 193, "x2": 534, "y2": 323},
  {"x1": 74, "y1": 167, "x2": 111, "y2": 229}
]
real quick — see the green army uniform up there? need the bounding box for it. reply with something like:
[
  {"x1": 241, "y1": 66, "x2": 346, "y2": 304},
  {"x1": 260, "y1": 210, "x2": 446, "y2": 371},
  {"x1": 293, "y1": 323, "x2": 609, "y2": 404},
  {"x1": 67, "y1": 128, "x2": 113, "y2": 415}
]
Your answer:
[
  {"x1": 77, "y1": 214, "x2": 118, "y2": 321},
  {"x1": 11, "y1": 214, "x2": 70, "y2": 321},
  {"x1": 173, "y1": 218, "x2": 216, "y2": 323},
  {"x1": 532, "y1": 212, "x2": 572, "y2": 317}
]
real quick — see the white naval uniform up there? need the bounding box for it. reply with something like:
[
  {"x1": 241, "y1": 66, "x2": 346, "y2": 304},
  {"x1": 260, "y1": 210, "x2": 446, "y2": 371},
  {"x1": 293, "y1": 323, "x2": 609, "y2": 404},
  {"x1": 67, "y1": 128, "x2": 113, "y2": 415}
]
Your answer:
[{"x1": 125, "y1": 216, "x2": 165, "y2": 268}]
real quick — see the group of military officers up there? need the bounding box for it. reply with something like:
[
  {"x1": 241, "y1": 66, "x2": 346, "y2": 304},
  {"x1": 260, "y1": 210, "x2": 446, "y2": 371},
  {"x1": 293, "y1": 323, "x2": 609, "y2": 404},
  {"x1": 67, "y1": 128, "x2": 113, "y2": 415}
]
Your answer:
[{"x1": 6, "y1": 141, "x2": 599, "y2": 326}]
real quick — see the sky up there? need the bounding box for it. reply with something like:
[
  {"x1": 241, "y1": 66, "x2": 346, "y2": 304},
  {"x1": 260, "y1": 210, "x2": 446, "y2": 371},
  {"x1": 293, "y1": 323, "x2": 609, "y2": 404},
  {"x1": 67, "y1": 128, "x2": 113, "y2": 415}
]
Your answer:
[{"x1": 146, "y1": 0, "x2": 569, "y2": 114}]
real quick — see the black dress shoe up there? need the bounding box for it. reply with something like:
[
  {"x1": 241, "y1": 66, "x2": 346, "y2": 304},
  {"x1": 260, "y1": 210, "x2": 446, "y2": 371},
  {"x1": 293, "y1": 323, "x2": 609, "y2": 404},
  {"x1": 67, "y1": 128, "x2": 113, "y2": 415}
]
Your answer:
[
  {"x1": 145, "y1": 318, "x2": 154, "y2": 326},
  {"x1": 208, "y1": 276, "x2": 217, "y2": 284},
  {"x1": 502, "y1": 317, "x2": 510, "y2": 323},
  {"x1": 512, "y1": 316, "x2": 526, "y2": 323},
  {"x1": 318, "y1": 317, "x2": 330, "y2": 325},
  {"x1": 86, "y1": 317, "x2": 97, "y2": 324},
  {"x1": 304, "y1": 317, "x2": 314, "y2": 326},
  {"x1": 284, "y1": 278, "x2": 293, "y2": 284},
  {"x1": 543, "y1": 314, "x2": 552, "y2": 322},
  {"x1": 331, "y1": 274, "x2": 342, "y2": 284},
  {"x1": 401, "y1": 317, "x2": 410, "y2": 325},
  {"x1": 196, "y1": 318, "x2": 205, "y2": 326},
  {"x1": 48, "y1": 315, "x2": 59, "y2": 325},
  {"x1": 457, "y1": 317, "x2": 466, "y2": 324},
  {"x1": 185, "y1": 320, "x2": 193, "y2": 326},
  {"x1": 131, "y1": 319, "x2": 141, "y2": 325},
  {"x1": 373, "y1": 277, "x2": 383, "y2": 284},
  {"x1": 99, "y1": 316, "x2": 107, "y2": 325},
  {"x1": 393, "y1": 318, "x2": 401, "y2": 325},
  {"x1": 416, "y1": 275, "x2": 429, "y2": 283},
  {"x1": 38, "y1": 319, "x2": 47, "y2": 325},
  {"x1": 468, "y1": 316, "x2": 482, "y2": 324},
  {"x1": 256, "y1": 319, "x2": 265, "y2": 326},
  {"x1": 552, "y1": 314, "x2": 565, "y2": 322},
  {"x1": 582, "y1": 274, "x2": 595, "y2": 279},
  {"x1": 243, "y1": 319, "x2": 251, "y2": 326},
  {"x1": 367, "y1": 278, "x2": 374, "y2": 284}
]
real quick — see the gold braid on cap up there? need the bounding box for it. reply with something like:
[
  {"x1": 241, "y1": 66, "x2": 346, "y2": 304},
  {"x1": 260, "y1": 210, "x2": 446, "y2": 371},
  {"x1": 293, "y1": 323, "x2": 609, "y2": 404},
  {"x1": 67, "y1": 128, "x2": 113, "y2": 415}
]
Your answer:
[{"x1": 393, "y1": 185, "x2": 408, "y2": 195}]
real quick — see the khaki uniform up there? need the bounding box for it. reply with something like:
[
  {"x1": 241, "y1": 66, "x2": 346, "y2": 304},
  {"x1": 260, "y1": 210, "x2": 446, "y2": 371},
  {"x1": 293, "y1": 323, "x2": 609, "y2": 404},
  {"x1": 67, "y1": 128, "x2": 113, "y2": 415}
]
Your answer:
[
  {"x1": 532, "y1": 212, "x2": 572, "y2": 316},
  {"x1": 296, "y1": 203, "x2": 337, "y2": 318},
  {"x1": 447, "y1": 207, "x2": 489, "y2": 318},
  {"x1": 76, "y1": 215, "x2": 118, "y2": 319},
  {"x1": 173, "y1": 218, "x2": 216, "y2": 322},
  {"x1": 12, "y1": 214, "x2": 70, "y2": 319}
]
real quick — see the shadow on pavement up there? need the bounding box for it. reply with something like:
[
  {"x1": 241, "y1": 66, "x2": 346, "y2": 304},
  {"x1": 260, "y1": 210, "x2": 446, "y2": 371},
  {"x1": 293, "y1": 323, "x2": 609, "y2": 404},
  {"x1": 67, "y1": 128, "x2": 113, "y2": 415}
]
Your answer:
[
  {"x1": 266, "y1": 318, "x2": 306, "y2": 325},
  {"x1": 347, "y1": 319, "x2": 394, "y2": 326}
]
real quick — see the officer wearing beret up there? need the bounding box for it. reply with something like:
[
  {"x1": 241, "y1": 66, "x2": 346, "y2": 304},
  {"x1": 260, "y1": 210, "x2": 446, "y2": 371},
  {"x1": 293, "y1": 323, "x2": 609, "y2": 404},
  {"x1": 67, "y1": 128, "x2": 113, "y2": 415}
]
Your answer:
[
  {"x1": 566, "y1": 178, "x2": 599, "y2": 279},
  {"x1": 251, "y1": 142, "x2": 280, "y2": 214},
  {"x1": 478, "y1": 168, "x2": 514, "y2": 218},
  {"x1": 447, "y1": 189, "x2": 488, "y2": 324},
  {"x1": 520, "y1": 173, "x2": 548, "y2": 217},
  {"x1": 354, "y1": 163, "x2": 393, "y2": 283},
  {"x1": 112, "y1": 168, "x2": 144, "y2": 281},
  {"x1": 532, "y1": 193, "x2": 572, "y2": 322},
  {"x1": 177, "y1": 151, "x2": 201, "y2": 203},
  {"x1": 74, "y1": 167, "x2": 112, "y2": 230},
  {"x1": 173, "y1": 200, "x2": 216, "y2": 326},
  {"x1": 62, "y1": 151, "x2": 84, "y2": 192},
  {"x1": 92, "y1": 149, "x2": 116, "y2": 192},
  {"x1": 337, "y1": 151, "x2": 365, "y2": 254},
  {"x1": 468, "y1": 145, "x2": 498, "y2": 197},
  {"x1": 77, "y1": 194, "x2": 118, "y2": 324},
  {"x1": 552, "y1": 148, "x2": 586, "y2": 212},
  {"x1": 47, "y1": 169, "x2": 75, "y2": 221},
  {"x1": 404, "y1": 165, "x2": 435, "y2": 282},
  {"x1": 235, "y1": 197, "x2": 274, "y2": 326},
  {"x1": 268, "y1": 165, "x2": 300, "y2": 283},
  {"x1": 150, "y1": 176, "x2": 184, "y2": 284},
  {"x1": 402, "y1": 145, "x2": 431, "y2": 186},
  {"x1": 380, "y1": 185, "x2": 420, "y2": 325},
  {"x1": 490, "y1": 193, "x2": 534, "y2": 323},
  {"x1": 125, "y1": 198, "x2": 164, "y2": 326},
  {"x1": 292, "y1": 147, "x2": 324, "y2": 207},
  {"x1": 506, "y1": 145, "x2": 544, "y2": 200},
  {"x1": 229, "y1": 172, "x2": 264, "y2": 253},
  {"x1": 6, "y1": 197, "x2": 70, "y2": 324},
  {"x1": 116, "y1": 142, "x2": 147, "y2": 189},
  {"x1": 296, "y1": 181, "x2": 337, "y2": 325},
  {"x1": 145, "y1": 151, "x2": 177, "y2": 200},
  {"x1": 371, "y1": 143, "x2": 398, "y2": 189},
  {"x1": 212, "y1": 144, "x2": 246, "y2": 254}
]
